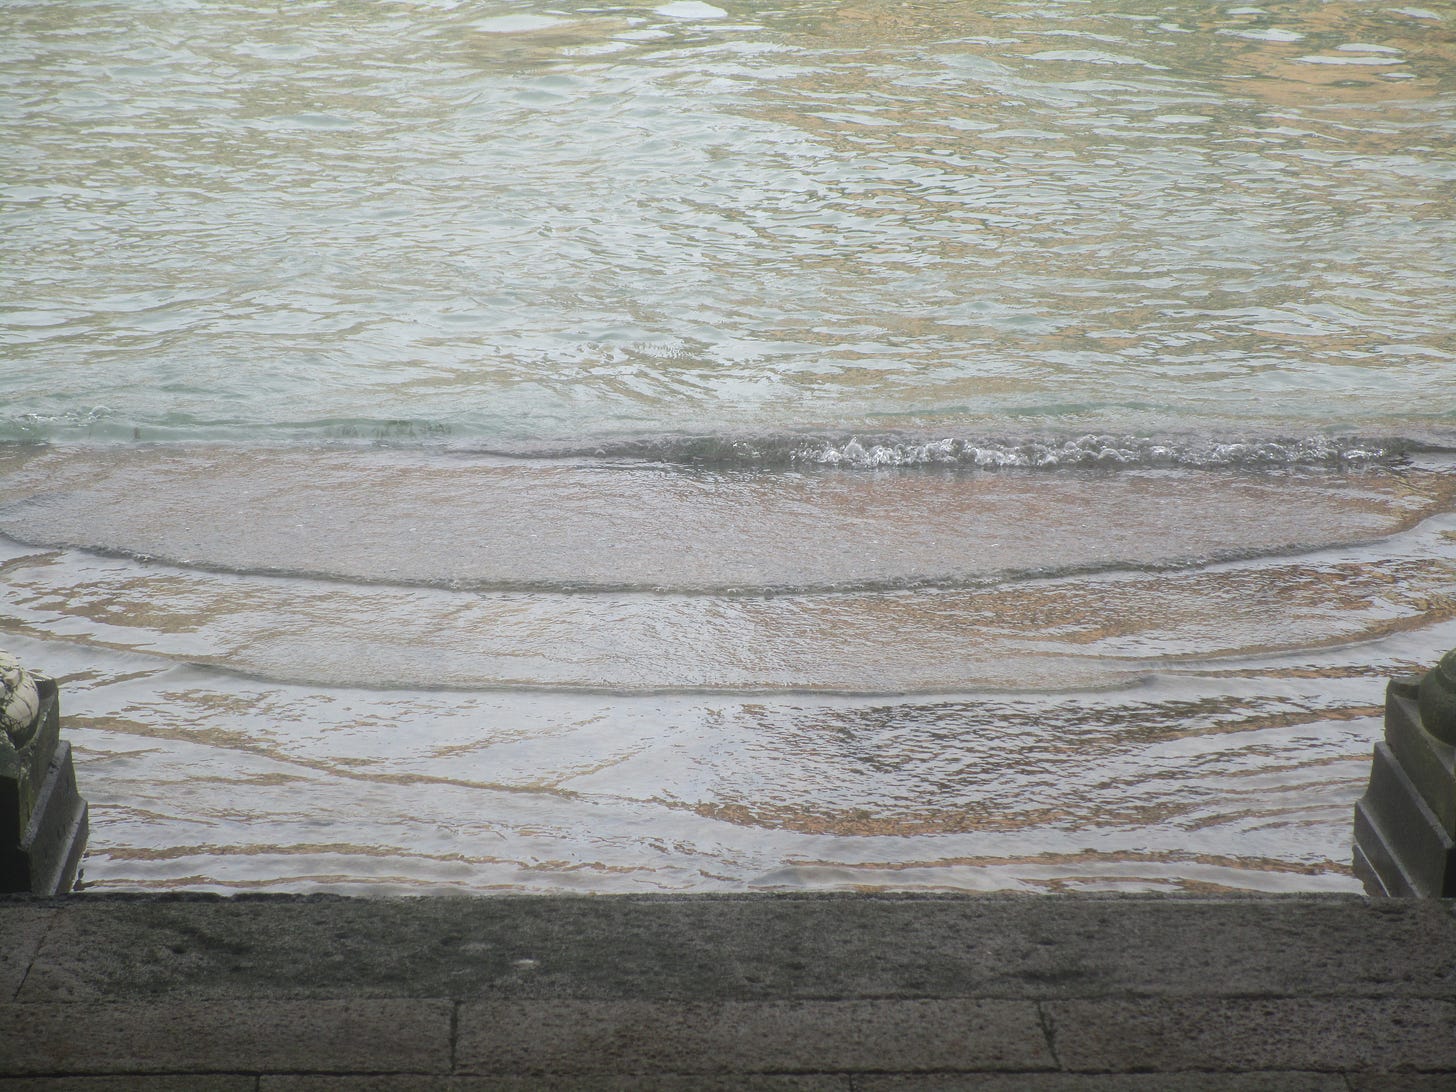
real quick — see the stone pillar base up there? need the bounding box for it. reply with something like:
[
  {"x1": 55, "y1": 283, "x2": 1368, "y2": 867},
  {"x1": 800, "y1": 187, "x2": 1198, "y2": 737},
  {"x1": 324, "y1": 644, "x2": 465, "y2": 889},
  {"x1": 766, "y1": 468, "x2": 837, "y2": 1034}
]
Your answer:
[
  {"x1": 2, "y1": 675, "x2": 89, "y2": 895},
  {"x1": 1353, "y1": 677, "x2": 1456, "y2": 898}
]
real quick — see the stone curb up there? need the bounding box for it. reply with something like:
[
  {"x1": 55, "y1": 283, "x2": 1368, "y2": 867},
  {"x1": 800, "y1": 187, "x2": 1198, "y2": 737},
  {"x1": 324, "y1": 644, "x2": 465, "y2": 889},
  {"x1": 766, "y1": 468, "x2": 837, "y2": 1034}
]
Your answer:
[{"x1": 1, "y1": 894, "x2": 1452, "y2": 1080}]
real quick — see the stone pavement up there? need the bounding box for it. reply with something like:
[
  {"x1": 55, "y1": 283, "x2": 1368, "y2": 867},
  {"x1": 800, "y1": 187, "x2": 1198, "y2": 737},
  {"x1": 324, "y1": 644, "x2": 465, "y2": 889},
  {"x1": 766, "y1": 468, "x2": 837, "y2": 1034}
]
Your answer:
[{"x1": 0, "y1": 892, "x2": 1453, "y2": 1089}]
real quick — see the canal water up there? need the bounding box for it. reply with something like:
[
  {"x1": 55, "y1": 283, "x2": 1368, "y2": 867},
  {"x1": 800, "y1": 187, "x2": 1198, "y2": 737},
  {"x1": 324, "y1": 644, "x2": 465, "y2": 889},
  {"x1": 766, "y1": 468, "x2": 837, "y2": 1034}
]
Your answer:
[{"x1": 2, "y1": 0, "x2": 1454, "y2": 893}]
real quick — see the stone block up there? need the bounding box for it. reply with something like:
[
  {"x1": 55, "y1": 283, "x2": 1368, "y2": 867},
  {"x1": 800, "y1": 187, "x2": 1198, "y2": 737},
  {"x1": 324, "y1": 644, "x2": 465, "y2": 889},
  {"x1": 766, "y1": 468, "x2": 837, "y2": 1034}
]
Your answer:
[
  {"x1": 1355, "y1": 743, "x2": 1456, "y2": 897},
  {"x1": 457, "y1": 998, "x2": 1051, "y2": 1075},
  {"x1": 261, "y1": 1077, "x2": 851, "y2": 1091},
  {"x1": 0, "y1": 999, "x2": 452, "y2": 1075},
  {"x1": 1356, "y1": 662, "x2": 1456, "y2": 896},
  {"x1": 856, "y1": 1076, "x2": 1346, "y2": 1090},
  {"x1": 1385, "y1": 686, "x2": 1456, "y2": 831},
  {"x1": 0, "y1": 1079, "x2": 253, "y2": 1091},
  {"x1": 1045, "y1": 997, "x2": 1456, "y2": 1072},
  {"x1": 1346, "y1": 1076, "x2": 1456, "y2": 1091},
  {"x1": 0, "y1": 905, "x2": 54, "y2": 1001},
  {"x1": 19, "y1": 894, "x2": 1456, "y2": 1004},
  {"x1": 1, "y1": 674, "x2": 87, "y2": 896}
]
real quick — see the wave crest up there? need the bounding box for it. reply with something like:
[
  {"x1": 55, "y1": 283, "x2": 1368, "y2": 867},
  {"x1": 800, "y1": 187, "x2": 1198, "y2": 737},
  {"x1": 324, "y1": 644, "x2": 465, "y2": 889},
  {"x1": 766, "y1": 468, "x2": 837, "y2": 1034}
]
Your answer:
[
  {"x1": 1, "y1": 413, "x2": 1443, "y2": 471},
  {"x1": 514, "y1": 432, "x2": 1424, "y2": 470},
  {"x1": 794, "y1": 434, "x2": 1402, "y2": 470}
]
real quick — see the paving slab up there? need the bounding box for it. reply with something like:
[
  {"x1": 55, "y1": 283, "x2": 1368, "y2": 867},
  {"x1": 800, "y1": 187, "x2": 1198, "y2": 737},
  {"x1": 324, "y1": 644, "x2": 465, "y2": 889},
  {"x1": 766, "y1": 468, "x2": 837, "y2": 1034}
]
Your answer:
[
  {"x1": 1046, "y1": 997, "x2": 1456, "y2": 1072},
  {"x1": 262, "y1": 1077, "x2": 850, "y2": 1091},
  {"x1": 3, "y1": 893, "x2": 1455, "y2": 1081},
  {"x1": 1347, "y1": 1077, "x2": 1456, "y2": 1092},
  {"x1": 0, "y1": 906, "x2": 53, "y2": 1001},
  {"x1": 457, "y1": 999, "x2": 1051, "y2": 1075},
  {"x1": 856, "y1": 1076, "x2": 1346, "y2": 1091},
  {"x1": 12, "y1": 894, "x2": 1456, "y2": 1002},
  {"x1": 0, "y1": 1080, "x2": 253, "y2": 1091},
  {"x1": 0, "y1": 999, "x2": 452, "y2": 1076}
]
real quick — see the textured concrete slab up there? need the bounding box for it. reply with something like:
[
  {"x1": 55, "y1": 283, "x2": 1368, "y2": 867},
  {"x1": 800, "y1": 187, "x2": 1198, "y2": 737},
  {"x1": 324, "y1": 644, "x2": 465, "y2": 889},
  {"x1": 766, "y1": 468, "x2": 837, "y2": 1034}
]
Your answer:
[
  {"x1": 0, "y1": 999, "x2": 452, "y2": 1076},
  {"x1": 1046, "y1": 997, "x2": 1456, "y2": 1072},
  {"x1": 856, "y1": 1077, "x2": 1347, "y2": 1091},
  {"x1": 262, "y1": 1077, "x2": 851, "y2": 1091},
  {"x1": 15, "y1": 894, "x2": 1456, "y2": 1002},
  {"x1": 2, "y1": 893, "x2": 1454, "y2": 1082},
  {"x1": 0, "y1": 1080, "x2": 253, "y2": 1091},
  {"x1": 457, "y1": 998, "x2": 1050, "y2": 1075},
  {"x1": 0, "y1": 906, "x2": 51, "y2": 1001},
  {"x1": 1347, "y1": 1077, "x2": 1456, "y2": 1092}
]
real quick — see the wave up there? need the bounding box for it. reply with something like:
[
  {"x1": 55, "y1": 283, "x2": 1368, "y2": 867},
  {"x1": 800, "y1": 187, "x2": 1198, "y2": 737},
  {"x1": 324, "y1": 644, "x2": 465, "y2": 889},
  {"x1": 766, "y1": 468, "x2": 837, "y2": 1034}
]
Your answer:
[
  {"x1": 505, "y1": 432, "x2": 1440, "y2": 470},
  {"x1": 7, "y1": 509, "x2": 1455, "y2": 600},
  {"x1": 0, "y1": 410, "x2": 457, "y2": 446},
  {"x1": 4, "y1": 411, "x2": 1450, "y2": 472}
]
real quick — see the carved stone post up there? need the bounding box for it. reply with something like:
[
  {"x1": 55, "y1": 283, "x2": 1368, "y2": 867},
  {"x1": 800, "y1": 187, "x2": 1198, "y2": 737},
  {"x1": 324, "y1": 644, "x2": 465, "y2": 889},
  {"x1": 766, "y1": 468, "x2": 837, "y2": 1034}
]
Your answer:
[
  {"x1": 1, "y1": 651, "x2": 88, "y2": 894},
  {"x1": 1353, "y1": 649, "x2": 1456, "y2": 897}
]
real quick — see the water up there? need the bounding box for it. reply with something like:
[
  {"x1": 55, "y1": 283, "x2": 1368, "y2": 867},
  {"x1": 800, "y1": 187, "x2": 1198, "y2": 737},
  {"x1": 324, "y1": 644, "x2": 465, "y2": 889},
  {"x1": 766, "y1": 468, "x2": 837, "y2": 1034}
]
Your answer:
[{"x1": 1, "y1": 0, "x2": 1454, "y2": 893}]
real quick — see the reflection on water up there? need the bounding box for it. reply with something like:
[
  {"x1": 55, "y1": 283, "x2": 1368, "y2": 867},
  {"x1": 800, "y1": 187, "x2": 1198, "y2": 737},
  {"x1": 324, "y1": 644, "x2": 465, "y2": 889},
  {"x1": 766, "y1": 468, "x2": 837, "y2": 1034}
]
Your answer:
[
  {"x1": 3, "y1": 1, "x2": 1453, "y2": 442},
  {"x1": 1, "y1": 0, "x2": 1454, "y2": 894}
]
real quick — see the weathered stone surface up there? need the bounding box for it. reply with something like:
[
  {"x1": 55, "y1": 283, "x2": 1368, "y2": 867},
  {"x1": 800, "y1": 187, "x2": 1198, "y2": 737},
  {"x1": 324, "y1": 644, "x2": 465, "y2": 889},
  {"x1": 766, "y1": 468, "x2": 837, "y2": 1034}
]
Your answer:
[
  {"x1": 3, "y1": 894, "x2": 1455, "y2": 1082},
  {"x1": 0, "y1": 652, "x2": 41, "y2": 748},
  {"x1": 14, "y1": 894, "x2": 1456, "y2": 1003},
  {"x1": 1385, "y1": 687, "x2": 1456, "y2": 832},
  {"x1": 0, "y1": 1079, "x2": 253, "y2": 1091},
  {"x1": 856, "y1": 1076, "x2": 1345, "y2": 1091},
  {"x1": 261, "y1": 1077, "x2": 850, "y2": 1091},
  {"x1": 1347, "y1": 1076, "x2": 1456, "y2": 1092},
  {"x1": 0, "y1": 1000, "x2": 452, "y2": 1075},
  {"x1": 12, "y1": 743, "x2": 87, "y2": 898},
  {"x1": 1418, "y1": 647, "x2": 1456, "y2": 746},
  {"x1": 1045, "y1": 998, "x2": 1456, "y2": 1072},
  {"x1": 0, "y1": 905, "x2": 52, "y2": 1001},
  {"x1": 456, "y1": 999, "x2": 1051, "y2": 1075},
  {"x1": 1357, "y1": 674, "x2": 1456, "y2": 898},
  {"x1": 1, "y1": 677, "x2": 58, "y2": 845},
  {"x1": 1355, "y1": 674, "x2": 1456, "y2": 897},
  {"x1": 1356, "y1": 743, "x2": 1456, "y2": 897},
  {"x1": 2, "y1": 670, "x2": 87, "y2": 896}
]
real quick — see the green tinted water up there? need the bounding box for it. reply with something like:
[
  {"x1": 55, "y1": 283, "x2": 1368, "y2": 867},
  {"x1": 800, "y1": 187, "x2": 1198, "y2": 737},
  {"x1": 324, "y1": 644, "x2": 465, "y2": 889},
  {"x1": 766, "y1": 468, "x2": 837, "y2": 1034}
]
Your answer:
[{"x1": 4, "y1": 0, "x2": 1453, "y2": 443}]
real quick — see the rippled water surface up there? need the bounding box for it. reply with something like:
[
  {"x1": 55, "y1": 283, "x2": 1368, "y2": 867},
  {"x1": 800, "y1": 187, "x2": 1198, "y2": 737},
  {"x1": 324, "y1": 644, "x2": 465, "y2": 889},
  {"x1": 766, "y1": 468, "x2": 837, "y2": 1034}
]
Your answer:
[{"x1": 2, "y1": 0, "x2": 1455, "y2": 893}]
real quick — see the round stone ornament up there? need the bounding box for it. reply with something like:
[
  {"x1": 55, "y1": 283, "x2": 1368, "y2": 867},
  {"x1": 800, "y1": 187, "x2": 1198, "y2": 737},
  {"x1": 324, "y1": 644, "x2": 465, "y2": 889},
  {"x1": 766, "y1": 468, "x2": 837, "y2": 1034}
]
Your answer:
[
  {"x1": 0, "y1": 650, "x2": 41, "y2": 747},
  {"x1": 1417, "y1": 646, "x2": 1456, "y2": 746}
]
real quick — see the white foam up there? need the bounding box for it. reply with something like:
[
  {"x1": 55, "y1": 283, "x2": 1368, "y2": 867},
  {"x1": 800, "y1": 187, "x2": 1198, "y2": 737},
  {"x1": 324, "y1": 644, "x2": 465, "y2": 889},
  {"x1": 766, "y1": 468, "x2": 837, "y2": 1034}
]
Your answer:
[
  {"x1": 655, "y1": 2, "x2": 727, "y2": 19},
  {"x1": 472, "y1": 14, "x2": 564, "y2": 34}
]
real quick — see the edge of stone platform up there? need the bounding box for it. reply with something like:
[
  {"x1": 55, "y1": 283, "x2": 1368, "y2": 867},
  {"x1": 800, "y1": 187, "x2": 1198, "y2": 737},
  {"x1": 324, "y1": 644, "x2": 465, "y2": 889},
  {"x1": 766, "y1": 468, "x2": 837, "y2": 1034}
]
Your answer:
[{"x1": 0, "y1": 888, "x2": 1399, "y2": 904}]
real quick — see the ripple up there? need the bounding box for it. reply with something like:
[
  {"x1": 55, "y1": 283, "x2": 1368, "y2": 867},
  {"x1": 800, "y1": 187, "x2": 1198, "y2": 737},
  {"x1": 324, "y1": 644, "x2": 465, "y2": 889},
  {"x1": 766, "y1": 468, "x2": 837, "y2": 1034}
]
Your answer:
[
  {"x1": 2, "y1": 442, "x2": 1451, "y2": 597},
  {"x1": 4, "y1": 0, "x2": 1454, "y2": 896},
  {"x1": 2, "y1": 0, "x2": 1452, "y2": 443}
]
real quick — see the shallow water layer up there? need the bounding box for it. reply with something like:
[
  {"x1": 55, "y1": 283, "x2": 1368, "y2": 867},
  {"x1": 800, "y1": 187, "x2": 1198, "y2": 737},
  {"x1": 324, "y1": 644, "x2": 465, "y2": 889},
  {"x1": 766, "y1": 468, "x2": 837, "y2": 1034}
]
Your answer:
[
  {"x1": 2, "y1": 443, "x2": 1455, "y2": 893},
  {"x1": 2, "y1": 0, "x2": 1455, "y2": 894}
]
